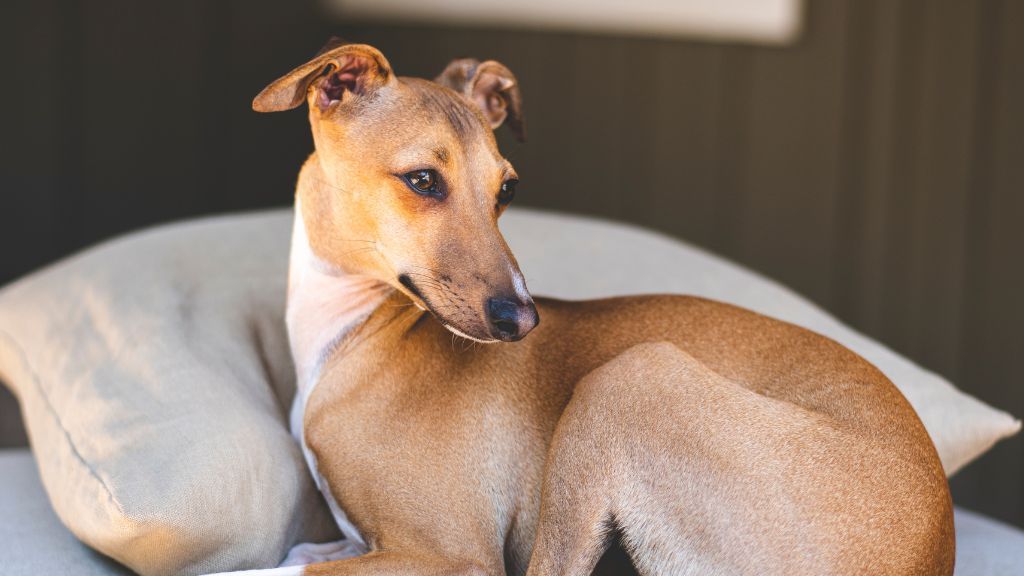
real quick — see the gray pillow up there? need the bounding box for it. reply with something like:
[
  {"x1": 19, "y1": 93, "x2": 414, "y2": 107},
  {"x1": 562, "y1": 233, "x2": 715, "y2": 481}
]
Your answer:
[{"x1": 0, "y1": 211, "x2": 338, "y2": 575}]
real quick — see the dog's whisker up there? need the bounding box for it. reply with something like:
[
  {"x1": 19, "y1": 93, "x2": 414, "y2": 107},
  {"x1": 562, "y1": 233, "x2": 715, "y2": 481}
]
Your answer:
[{"x1": 404, "y1": 274, "x2": 446, "y2": 288}]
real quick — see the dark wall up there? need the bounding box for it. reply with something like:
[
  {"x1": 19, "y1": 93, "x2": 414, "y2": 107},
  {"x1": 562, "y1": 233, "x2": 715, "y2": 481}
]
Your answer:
[{"x1": 2, "y1": 0, "x2": 1022, "y2": 529}]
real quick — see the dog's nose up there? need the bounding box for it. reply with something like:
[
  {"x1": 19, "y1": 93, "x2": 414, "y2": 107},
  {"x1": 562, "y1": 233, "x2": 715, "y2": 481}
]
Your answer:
[{"x1": 486, "y1": 296, "x2": 539, "y2": 342}]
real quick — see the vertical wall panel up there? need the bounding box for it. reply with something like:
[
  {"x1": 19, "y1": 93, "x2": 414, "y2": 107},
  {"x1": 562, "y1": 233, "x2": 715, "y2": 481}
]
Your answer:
[
  {"x1": 832, "y1": 0, "x2": 903, "y2": 336},
  {"x1": 730, "y1": 0, "x2": 850, "y2": 306},
  {"x1": 227, "y1": 0, "x2": 333, "y2": 210},
  {"x1": 5, "y1": 0, "x2": 67, "y2": 274},
  {"x1": 648, "y1": 43, "x2": 726, "y2": 246},
  {"x1": 907, "y1": 0, "x2": 979, "y2": 379},
  {"x1": 708, "y1": 48, "x2": 753, "y2": 257},
  {"x1": 950, "y1": 0, "x2": 1024, "y2": 527}
]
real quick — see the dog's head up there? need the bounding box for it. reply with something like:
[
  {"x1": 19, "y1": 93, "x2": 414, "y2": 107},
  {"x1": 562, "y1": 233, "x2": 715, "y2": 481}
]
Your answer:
[{"x1": 254, "y1": 39, "x2": 537, "y2": 343}]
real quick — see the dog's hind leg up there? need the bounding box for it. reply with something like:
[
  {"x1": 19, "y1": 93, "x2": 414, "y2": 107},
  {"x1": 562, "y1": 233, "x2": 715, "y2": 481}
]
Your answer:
[
  {"x1": 526, "y1": 342, "x2": 952, "y2": 576},
  {"x1": 525, "y1": 342, "x2": 699, "y2": 576}
]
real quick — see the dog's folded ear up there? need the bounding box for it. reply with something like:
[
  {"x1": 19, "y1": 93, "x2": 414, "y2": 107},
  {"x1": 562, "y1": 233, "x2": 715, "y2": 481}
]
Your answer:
[
  {"x1": 436, "y1": 58, "x2": 526, "y2": 142},
  {"x1": 253, "y1": 38, "x2": 394, "y2": 113}
]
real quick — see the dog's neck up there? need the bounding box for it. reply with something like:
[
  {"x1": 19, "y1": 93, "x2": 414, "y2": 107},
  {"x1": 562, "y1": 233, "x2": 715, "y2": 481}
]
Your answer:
[{"x1": 286, "y1": 160, "x2": 394, "y2": 392}]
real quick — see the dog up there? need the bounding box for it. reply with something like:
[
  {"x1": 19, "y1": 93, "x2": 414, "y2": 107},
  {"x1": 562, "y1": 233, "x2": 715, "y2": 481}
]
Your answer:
[{"x1": 244, "y1": 39, "x2": 954, "y2": 575}]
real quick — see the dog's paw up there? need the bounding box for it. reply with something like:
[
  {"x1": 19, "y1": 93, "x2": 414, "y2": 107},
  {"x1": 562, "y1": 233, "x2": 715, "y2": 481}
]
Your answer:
[{"x1": 280, "y1": 540, "x2": 363, "y2": 567}]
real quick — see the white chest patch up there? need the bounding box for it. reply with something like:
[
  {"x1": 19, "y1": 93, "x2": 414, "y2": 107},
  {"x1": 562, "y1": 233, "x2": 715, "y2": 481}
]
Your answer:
[{"x1": 286, "y1": 201, "x2": 391, "y2": 554}]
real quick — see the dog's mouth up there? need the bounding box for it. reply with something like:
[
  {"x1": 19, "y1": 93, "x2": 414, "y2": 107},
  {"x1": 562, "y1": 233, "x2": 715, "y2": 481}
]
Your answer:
[
  {"x1": 397, "y1": 274, "x2": 497, "y2": 343},
  {"x1": 396, "y1": 273, "x2": 538, "y2": 343},
  {"x1": 397, "y1": 274, "x2": 430, "y2": 311}
]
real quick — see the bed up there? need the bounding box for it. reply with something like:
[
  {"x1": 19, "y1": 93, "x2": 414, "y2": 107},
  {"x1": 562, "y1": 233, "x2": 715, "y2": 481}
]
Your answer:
[{"x1": 0, "y1": 208, "x2": 1020, "y2": 575}]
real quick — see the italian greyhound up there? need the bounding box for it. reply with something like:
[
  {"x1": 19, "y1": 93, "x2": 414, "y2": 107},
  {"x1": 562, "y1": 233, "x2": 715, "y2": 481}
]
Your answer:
[{"x1": 244, "y1": 39, "x2": 954, "y2": 575}]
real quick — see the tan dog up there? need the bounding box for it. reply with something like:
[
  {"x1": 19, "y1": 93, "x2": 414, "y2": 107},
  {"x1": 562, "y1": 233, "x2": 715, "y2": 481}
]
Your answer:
[{"x1": 248, "y1": 39, "x2": 954, "y2": 576}]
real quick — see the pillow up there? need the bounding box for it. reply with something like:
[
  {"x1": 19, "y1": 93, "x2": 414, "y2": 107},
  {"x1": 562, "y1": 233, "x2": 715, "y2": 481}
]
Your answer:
[
  {"x1": 0, "y1": 211, "x2": 339, "y2": 576},
  {"x1": 0, "y1": 207, "x2": 1017, "y2": 574}
]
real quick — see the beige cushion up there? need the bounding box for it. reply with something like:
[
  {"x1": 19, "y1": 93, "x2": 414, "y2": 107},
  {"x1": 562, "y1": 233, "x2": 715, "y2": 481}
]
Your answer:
[
  {"x1": 0, "y1": 211, "x2": 338, "y2": 576},
  {"x1": 0, "y1": 207, "x2": 1018, "y2": 575},
  {"x1": 0, "y1": 448, "x2": 132, "y2": 576}
]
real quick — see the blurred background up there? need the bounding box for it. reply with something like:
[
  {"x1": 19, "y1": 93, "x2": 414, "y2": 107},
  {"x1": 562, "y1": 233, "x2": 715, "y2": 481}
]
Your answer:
[{"x1": 1, "y1": 0, "x2": 1021, "y2": 532}]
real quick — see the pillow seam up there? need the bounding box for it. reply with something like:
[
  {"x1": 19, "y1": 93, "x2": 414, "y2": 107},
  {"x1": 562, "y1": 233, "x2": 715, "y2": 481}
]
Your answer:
[{"x1": 0, "y1": 328, "x2": 126, "y2": 516}]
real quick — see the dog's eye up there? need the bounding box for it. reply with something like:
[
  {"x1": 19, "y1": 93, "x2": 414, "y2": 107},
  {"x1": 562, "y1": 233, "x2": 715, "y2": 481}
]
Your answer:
[
  {"x1": 498, "y1": 179, "x2": 518, "y2": 206},
  {"x1": 403, "y1": 170, "x2": 444, "y2": 198}
]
